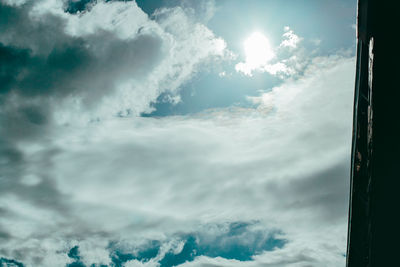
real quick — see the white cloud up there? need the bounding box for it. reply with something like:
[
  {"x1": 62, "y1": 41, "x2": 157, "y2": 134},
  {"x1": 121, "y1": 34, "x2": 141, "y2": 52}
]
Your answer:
[
  {"x1": 263, "y1": 62, "x2": 294, "y2": 76},
  {"x1": 64, "y1": 0, "x2": 152, "y2": 38},
  {"x1": 235, "y1": 27, "x2": 302, "y2": 77},
  {"x1": 280, "y1": 26, "x2": 302, "y2": 49},
  {"x1": 0, "y1": 54, "x2": 355, "y2": 266},
  {"x1": 235, "y1": 32, "x2": 275, "y2": 76},
  {"x1": 82, "y1": 3, "x2": 227, "y2": 118}
]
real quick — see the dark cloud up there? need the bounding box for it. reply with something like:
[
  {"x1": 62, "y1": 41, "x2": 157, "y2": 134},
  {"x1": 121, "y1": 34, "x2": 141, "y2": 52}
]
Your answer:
[
  {"x1": 0, "y1": 227, "x2": 12, "y2": 241},
  {"x1": 0, "y1": 34, "x2": 161, "y2": 101},
  {"x1": 0, "y1": 0, "x2": 164, "y2": 201},
  {"x1": 1, "y1": 32, "x2": 161, "y2": 102},
  {"x1": 0, "y1": 1, "x2": 163, "y2": 117},
  {"x1": 0, "y1": 43, "x2": 30, "y2": 95},
  {"x1": 0, "y1": 138, "x2": 70, "y2": 223},
  {"x1": 0, "y1": 3, "x2": 68, "y2": 55},
  {"x1": 265, "y1": 159, "x2": 350, "y2": 222}
]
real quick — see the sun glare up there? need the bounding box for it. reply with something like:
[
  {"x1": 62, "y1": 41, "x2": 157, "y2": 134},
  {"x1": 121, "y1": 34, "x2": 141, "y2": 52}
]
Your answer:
[{"x1": 244, "y1": 32, "x2": 275, "y2": 69}]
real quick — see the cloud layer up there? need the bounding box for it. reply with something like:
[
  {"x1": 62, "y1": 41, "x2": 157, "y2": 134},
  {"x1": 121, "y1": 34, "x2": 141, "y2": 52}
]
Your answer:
[
  {"x1": 1, "y1": 54, "x2": 354, "y2": 266},
  {"x1": 0, "y1": 1, "x2": 355, "y2": 266}
]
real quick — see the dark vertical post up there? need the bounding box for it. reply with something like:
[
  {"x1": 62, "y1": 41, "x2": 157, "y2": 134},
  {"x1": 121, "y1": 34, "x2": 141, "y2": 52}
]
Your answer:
[{"x1": 347, "y1": 0, "x2": 398, "y2": 266}]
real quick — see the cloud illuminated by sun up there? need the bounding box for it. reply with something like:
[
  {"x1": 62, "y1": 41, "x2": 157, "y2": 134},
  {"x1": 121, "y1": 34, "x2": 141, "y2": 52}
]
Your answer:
[
  {"x1": 235, "y1": 28, "x2": 301, "y2": 78},
  {"x1": 243, "y1": 32, "x2": 275, "y2": 68},
  {"x1": 235, "y1": 32, "x2": 275, "y2": 76}
]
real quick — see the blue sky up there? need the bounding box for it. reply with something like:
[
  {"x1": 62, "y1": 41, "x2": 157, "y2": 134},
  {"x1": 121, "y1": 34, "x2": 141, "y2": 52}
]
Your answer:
[
  {"x1": 0, "y1": 0, "x2": 356, "y2": 266},
  {"x1": 140, "y1": 0, "x2": 356, "y2": 117}
]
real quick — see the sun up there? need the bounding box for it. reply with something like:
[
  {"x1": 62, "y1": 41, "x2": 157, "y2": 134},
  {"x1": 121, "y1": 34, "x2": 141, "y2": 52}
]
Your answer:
[
  {"x1": 243, "y1": 32, "x2": 275, "y2": 69},
  {"x1": 235, "y1": 31, "x2": 275, "y2": 76}
]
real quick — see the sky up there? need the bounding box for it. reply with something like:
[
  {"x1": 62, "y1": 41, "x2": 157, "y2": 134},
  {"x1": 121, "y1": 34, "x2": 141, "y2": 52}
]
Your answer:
[{"x1": 0, "y1": 0, "x2": 357, "y2": 266}]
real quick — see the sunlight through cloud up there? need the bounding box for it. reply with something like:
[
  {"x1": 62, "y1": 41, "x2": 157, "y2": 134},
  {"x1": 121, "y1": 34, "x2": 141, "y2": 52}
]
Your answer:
[{"x1": 235, "y1": 32, "x2": 275, "y2": 76}]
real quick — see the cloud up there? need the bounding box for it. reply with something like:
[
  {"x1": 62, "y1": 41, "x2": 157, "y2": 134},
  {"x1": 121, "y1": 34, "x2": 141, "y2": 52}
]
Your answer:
[
  {"x1": 1, "y1": 0, "x2": 27, "y2": 6},
  {"x1": 280, "y1": 26, "x2": 302, "y2": 49},
  {"x1": 0, "y1": 0, "x2": 228, "y2": 127},
  {"x1": 235, "y1": 32, "x2": 275, "y2": 76},
  {"x1": 177, "y1": 0, "x2": 217, "y2": 24},
  {"x1": 0, "y1": 49, "x2": 355, "y2": 266},
  {"x1": 1, "y1": 1, "x2": 355, "y2": 266},
  {"x1": 235, "y1": 27, "x2": 303, "y2": 77}
]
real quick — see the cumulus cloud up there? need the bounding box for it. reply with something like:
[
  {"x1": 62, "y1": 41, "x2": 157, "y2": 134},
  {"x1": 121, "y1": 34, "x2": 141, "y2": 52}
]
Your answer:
[{"x1": 0, "y1": 0, "x2": 228, "y2": 126}]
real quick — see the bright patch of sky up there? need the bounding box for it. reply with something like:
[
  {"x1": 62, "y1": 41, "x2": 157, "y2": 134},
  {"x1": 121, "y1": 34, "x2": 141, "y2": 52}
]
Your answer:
[
  {"x1": 235, "y1": 32, "x2": 276, "y2": 76},
  {"x1": 141, "y1": 0, "x2": 356, "y2": 117}
]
